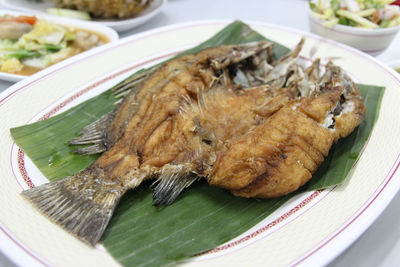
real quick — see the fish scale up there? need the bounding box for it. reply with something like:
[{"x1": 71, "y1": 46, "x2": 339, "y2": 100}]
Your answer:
[{"x1": 22, "y1": 39, "x2": 365, "y2": 246}]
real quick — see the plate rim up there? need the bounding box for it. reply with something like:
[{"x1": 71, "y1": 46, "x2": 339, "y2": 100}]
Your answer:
[{"x1": 1, "y1": 19, "x2": 400, "y2": 267}]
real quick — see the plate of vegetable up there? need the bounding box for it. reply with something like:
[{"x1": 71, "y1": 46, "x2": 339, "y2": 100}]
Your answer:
[
  {"x1": 309, "y1": 0, "x2": 400, "y2": 55},
  {"x1": 0, "y1": 0, "x2": 167, "y2": 32},
  {"x1": 0, "y1": 10, "x2": 118, "y2": 82}
]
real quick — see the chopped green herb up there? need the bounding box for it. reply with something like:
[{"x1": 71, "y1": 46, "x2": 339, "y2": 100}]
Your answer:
[
  {"x1": 310, "y1": 2, "x2": 318, "y2": 12},
  {"x1": 44, "y1": 44, "x2": 62, "y2": 52},
  {"x1": 7, "y1": 50, "x2": 41, "y2": 60},
  {"x1": 330, "y1": 0, "x2": 341, "y2": 12},
  {"x1": 338, "y1": 17, "x2": 357, "y2": 26},
  {"x1": 380, "y1": 19, "x2": 390, "y2": 28}
]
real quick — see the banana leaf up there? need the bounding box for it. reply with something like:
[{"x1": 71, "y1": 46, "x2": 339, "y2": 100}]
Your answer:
[{"x1": 10, "y1": 21, "x2": 384, "y2": 266}]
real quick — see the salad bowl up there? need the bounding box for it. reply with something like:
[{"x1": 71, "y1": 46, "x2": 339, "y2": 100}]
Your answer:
[
  {"x1": 309, "y1": 11, "x2": 400, "y2": 55},
  {"x1": 308, "y1": 0, "x2": 400, "y2": 55}
]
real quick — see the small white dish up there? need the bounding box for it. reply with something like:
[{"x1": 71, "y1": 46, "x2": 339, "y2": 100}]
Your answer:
[
  {"x1": 0, "y1": 0, "x2": 167, "y2": 32},
  {"x1": 0, "y1": 10, "x2": 119, "y2": 82},
  {"x1": 309, "y1": 12, "x2": 400, "y2": 56}
]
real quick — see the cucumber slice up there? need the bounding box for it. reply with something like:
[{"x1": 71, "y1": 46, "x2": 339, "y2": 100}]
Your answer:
[{"x1": 47, "y1": 8, "x2": 91, "y2": 20}]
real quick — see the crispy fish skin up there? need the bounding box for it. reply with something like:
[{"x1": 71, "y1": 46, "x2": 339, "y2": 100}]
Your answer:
[
  {"x1": 21, "y1": 38, "x2": 366, "y2": 247},
  {"x1": 21, "y1": 41, "x2": 276, "y2": 246},
  {"x1": 94, "y1": 41, "x2": 274, "y2": 180},
  {"x1": 209, "y1": 63, "x2": 366, "y2": 198},
  {"x1": 144, "y1": 85, "x2": 298, "y2": 174}
]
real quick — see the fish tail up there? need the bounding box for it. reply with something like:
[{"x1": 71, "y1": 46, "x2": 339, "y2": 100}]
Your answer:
[{"x1": 22, "y1": 167, "x2": 125, "y2": 246}]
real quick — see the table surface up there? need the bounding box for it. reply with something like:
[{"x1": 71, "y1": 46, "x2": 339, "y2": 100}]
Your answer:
[{"x1": 0, "y1": 0, "x2": 399, "y2": 266}]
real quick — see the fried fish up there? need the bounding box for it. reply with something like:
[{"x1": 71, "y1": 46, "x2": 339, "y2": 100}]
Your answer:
[{"x1": 22, "y1": 39, "x2": 366, "y2": 246}]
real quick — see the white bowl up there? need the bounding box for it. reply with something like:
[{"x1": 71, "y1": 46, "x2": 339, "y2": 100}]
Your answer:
[{"x1": 309, "y1": 12, "x2": 400, "y2": 56}]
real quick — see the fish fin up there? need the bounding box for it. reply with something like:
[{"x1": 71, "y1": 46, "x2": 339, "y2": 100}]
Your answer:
[
  {"x1": 211, "y1": 41, "x2": 273, "y2": 70},
  {"x1": 273, "y1": 37, "x2": 305, "y2": 66},
  {"x1": 305, "y1": 58, "x2": 320, "y2": 83},
  {"x1": 72, "y1": 144, "x2": 107, "y2": 155},
  {"x1": 112, "y1": 67, "x2": 159, "y2": 98},
  {"x1": 22, "y1": 168, "x2": 125, "y2": 246},
  {"x1": 152, "y1": 172, "x2": 199, "y2": 206},
  {"x1": 69, "y1": 112, "x2": 115, "y2": 154}
]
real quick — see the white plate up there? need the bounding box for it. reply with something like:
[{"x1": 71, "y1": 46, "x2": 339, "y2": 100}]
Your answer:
[
  {"x1": 0, "y1": 20, "x2": 400, "y2": 267},
  {"x1": 0, "y1": 0, "x2": 167, "y2": 32},
  {"x1": 0, "y1": 10, "x2": 119, "y2": 82}
]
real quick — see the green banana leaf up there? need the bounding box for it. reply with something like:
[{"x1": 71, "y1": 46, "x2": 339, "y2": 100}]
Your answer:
[{"x1": 10, "y1": 21, "x2": 384, "y2": 266}]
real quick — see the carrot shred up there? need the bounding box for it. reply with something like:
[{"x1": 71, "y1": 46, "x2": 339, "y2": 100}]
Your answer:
[{"x1": 0, "y1": 16, "x2": 37, "y2": 25}]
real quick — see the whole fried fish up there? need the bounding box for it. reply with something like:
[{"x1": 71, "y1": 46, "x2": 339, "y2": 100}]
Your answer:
[{"x1": 22, "y1": 39, "x2": 365, "y2": 246}]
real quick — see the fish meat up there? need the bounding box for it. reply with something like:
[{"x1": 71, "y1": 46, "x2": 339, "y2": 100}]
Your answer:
[
  {"x1": 22, "y1": 39, "x2": 366, "y2": 246},
  {"x1": 210, "y1": 61, "x2": 366, "y2": 198}
]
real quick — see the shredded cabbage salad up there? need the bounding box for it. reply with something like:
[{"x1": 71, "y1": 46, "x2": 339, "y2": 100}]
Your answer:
[
  {"x1": 310, "y1": 0, "x2": 400, "y2": 28},
  {"x1": 0, "y1": 17, "x2": 78, "y2": 73},
  {"x1": 0, "y1": 15, "x2": 104, "y2": 75}
]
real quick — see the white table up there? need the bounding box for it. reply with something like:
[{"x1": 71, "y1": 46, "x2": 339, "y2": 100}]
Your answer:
[{"x1": 0, "y1": 0, "x2": 399, "y2": 266}]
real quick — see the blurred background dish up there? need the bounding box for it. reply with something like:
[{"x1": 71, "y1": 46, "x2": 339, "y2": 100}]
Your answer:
[
  {"x1": 388, "y1": 59, "x2": 400, "y2": 73},
  {"x1": 46, "y1": 0, "x2": 153, "y2": 19},
  {"x1": 309, "y1": 12, "x2": 400, "y2": 55},
  {"x1": 0, "y1": 0, "x2": 167, "y2": 32},
  {"x1": 308, "y1": 0, "x2": 400, "y2": 55},
  {"x1": 0, "y1": 10, "x2": 118, "y2": 82}
]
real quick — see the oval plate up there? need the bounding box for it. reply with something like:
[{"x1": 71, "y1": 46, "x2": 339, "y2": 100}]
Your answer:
[
  {"x1": 0, "y1": 0, "x2": 167, "y2": 32},
  {"x1": 0, "y1": 20, "x2": 399, "y2": 266}
]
